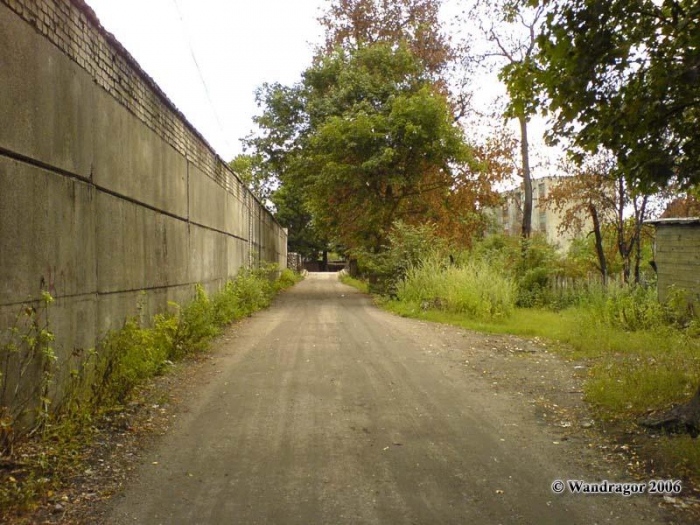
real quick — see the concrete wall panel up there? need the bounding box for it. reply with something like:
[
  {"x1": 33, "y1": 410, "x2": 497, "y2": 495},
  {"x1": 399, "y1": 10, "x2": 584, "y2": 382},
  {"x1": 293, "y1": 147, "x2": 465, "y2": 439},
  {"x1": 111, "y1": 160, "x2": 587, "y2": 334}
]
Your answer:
[
  {"x1": 0, "y1": 3, "x2": 95, "y2": 179},
  {"x1": 189, "y1": 224, "x2": 228, "y2": 285},
  {"x1": 0, "y1": 0, "x2": 287, "y2": 415},
  {"x1": 0, "y1": 157, "x2": 96, "y2": 305},
  {"x1": 92, "y1": 88, "x2": 188, "y2": 218},
  {"x1": 96, "y1": 192, "x2": 190, "y2": 293},
  {"x1": 188, "y1": 163, "x2": 227, "y2": 232}
]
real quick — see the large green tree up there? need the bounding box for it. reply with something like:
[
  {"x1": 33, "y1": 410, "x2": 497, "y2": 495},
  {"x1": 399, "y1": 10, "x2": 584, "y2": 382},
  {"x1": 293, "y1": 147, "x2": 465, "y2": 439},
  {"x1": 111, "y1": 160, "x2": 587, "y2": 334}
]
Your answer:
[
  {"x1": 249, "y1": 43, "x2": 475, "y2": 254},
  {"x1": 530, "y1": 0, "x2": 700, "y2": 190}
]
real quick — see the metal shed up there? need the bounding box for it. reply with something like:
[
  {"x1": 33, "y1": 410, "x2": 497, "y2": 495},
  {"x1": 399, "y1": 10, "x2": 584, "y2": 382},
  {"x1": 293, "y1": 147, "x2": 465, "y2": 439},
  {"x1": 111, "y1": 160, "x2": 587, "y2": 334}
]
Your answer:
[{"x1": 647, "y1": 217, "x2": 700, "y2": 302}]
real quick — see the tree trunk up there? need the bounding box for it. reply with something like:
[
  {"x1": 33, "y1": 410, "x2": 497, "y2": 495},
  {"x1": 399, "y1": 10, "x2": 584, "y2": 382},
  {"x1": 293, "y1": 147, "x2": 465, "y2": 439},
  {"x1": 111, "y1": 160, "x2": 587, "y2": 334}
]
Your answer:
[
  {"x1": 518, "y1": 115, "x2": 533, "y2": 239},
  {"x1": 348, "y1": 258, "x2": 359, "y2": 277},
  {"x1": 322, "y1": 250, "x2": 328, "y2": 272},
  {"x1": 641, "y1": 385, "x2": 700, "y2": 438},
  {"x1": 632, "y1": 195, "x2": 648, "y2": 284},
  {"x1": 615, "y1": 177, "x2": 631, "y2": 283},
  {"x1": 589, "y1": 204, "x2": 607, "y2": 285},
  {"x1": 633, "y1": 231, "x2": 642, "y2": 284}
]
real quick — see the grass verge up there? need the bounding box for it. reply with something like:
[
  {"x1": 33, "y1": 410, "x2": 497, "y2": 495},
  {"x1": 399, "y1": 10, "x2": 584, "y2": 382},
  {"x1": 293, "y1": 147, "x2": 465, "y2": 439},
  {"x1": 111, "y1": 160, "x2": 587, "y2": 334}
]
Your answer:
[
  {"x1": 339, "y1": 273, "x2": 369, "y2": 294},
  {"x1": 0, "y1": 267, "x2": 303, "y2": 517},
  {"x1": 384, "y1": 299, "x2": 700, "y2": 481}
]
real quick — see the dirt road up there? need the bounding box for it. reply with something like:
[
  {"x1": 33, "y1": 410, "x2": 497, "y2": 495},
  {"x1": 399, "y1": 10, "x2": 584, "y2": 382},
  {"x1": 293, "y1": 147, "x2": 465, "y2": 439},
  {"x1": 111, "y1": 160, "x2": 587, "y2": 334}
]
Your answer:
[{"x1": 106, "y1": 273, "x2": 672, "y2": 524}]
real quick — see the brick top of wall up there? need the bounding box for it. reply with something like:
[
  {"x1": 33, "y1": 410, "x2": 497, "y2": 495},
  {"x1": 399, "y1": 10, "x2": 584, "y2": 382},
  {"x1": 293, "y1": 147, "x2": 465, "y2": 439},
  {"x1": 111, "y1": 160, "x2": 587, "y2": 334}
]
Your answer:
[{"x1": 4, "y1": 0, "x2": 277, "y2": 222}]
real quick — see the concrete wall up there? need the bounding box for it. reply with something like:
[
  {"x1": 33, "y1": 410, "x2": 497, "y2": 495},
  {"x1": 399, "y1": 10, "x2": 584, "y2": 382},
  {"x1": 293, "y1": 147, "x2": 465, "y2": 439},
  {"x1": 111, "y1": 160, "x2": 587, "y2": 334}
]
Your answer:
[{"x1": 0, "y1": 0, "x2": 287, "y2": 400}]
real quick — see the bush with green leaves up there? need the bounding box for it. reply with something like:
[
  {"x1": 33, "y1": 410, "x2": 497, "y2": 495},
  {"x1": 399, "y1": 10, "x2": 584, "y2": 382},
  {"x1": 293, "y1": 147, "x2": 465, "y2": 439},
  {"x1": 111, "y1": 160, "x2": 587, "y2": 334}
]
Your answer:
[
  {"x1": 356, "y1": 221, "x2": 447, "y2": 295},
  {"x1": 583, "y1": 283, "x2": 699, "y2": 332}
]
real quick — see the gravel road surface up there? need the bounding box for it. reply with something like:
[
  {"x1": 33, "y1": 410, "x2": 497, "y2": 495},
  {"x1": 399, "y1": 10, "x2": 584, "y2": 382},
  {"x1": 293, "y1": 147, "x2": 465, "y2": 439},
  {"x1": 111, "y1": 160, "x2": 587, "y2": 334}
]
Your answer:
[{"x1": 106, "y1": 273, "x2": 672, "y2": 524}]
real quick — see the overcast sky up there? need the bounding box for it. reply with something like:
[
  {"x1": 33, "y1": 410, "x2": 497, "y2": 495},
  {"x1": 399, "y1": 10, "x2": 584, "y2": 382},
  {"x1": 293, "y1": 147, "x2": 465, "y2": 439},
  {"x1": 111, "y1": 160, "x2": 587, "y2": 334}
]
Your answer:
[
  {"x1": 87, "y1": 0, "x2": 327, "y2": 161},
  {"x1": 85, "y1": 0, "x2": 554, "y2": 178}
]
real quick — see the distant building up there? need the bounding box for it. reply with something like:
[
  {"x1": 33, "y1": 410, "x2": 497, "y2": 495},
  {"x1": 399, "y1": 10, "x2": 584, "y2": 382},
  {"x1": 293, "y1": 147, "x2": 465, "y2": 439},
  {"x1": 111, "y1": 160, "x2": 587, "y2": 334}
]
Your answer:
[
  {"x1": 647, "y1": 218, "x2": 700, "y2": 303},
  {"x1": 485, "y1": 176, "x2": 590, "y2": 252}
]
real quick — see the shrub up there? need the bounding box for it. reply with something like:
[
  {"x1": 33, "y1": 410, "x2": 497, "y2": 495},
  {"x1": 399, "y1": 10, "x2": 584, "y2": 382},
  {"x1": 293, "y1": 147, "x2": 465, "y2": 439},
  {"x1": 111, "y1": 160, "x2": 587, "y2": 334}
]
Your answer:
[
  {"x1": 396, "y1": 255, "x2": 516, "y2": 321},
  {"x1": 356, "y1": 221, "x2": 447, "y2": 295},
  {"x1": 90, "y1": 265, "x2": 303, "y2": 405}
]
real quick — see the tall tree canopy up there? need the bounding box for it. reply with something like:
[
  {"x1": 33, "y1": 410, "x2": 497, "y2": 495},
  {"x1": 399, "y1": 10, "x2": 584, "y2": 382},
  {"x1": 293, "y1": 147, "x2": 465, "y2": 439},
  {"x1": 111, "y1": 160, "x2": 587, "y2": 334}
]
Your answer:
[
  {"x1": 320, "y1": 0, "x2": 452, "y2": 77},
  {"x1": 530, "y1": 0, "x2": 700, "y2": 190},
  {"x1": 249, "y1": 43, "x2": 477, "y2": 253}
]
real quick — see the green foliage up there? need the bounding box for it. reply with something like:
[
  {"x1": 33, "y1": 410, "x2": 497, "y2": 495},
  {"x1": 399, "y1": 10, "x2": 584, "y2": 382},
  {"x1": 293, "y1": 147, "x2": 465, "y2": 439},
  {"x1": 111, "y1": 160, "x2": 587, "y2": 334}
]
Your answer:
[
  {"x1": 176, "y1": 285, "x2": 221, "y2": 355},
  {"x1": 396, "y1": 255, "x2": 517, "y2": 321},
  {"x1": 339, "y1": 273, "x2": 370, "y2": 294},
  {"x1": 229, "y1": 153, "x2": 271, "y2": 202},
  {"x1": 249, "y1": 42, "x2": 474, "y2": 253},
  {"x1": 0, "y1": 293, "x2": 56, "y2": 454},
  {"x1": 385, "y1": 295, "x2": 700, "y2": 422},
  {"x1": 356, "y1": 221, "x2": 446, "y2": 294},
  {"x1": 531, "y1": 0, "x2": 700, "y2": 190},
  {"x1": 0, "y1": 269, "x2": 302, "y2": 443},
  {"x1": 275, "y1": 268, "x2": 305, "y2": 290},
  {"x1": 91, "y1": 318, "x2": 171, "y2": 405},
  {"x1": 583, "y1": 284, "x2": 699, "y2": 332},
  {"x1": 0, "y1": 267, "x2": 303, "y2": 514},
  {"x1": 271, "y1": 183, "x2": 328, "y2": 259}
]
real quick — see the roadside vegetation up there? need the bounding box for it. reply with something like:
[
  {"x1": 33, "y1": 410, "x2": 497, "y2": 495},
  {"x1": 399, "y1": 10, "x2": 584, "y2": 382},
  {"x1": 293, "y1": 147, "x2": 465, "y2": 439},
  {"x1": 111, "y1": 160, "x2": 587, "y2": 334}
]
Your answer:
[
  {"x1": 339, "y1": 222, "x2": 700, "y2": 479},
  {"x1": 0, "y1": 266, "x2": 302, "y2": 515}
]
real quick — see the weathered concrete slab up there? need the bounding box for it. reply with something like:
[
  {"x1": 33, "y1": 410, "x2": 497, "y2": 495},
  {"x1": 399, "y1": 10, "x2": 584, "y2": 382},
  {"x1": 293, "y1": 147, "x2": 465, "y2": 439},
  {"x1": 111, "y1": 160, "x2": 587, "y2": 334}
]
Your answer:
[
  {"x1": 225, "y1": 191, "x2": 247, "y2": 239},
  {"x1": 92, "y1": 87, "x2": 188, "y2": 219},
  {"x1": 226, "y1": 237, "x2": 248, "y2": 279},
  {"x1": 0, "y1": 3, "x2": 95, "y2": 179},
  {"x1": 188, "y1": 163, "x2": 228, "y2": 233},
  {"x1": 96, "y1": 283, "x2": 194, "y2": 337},
  {"x1": 0, "y1": 157, "x2": 96, "y2": 305},
  {"x1": 96, "y1": 192, "x2": 190, "y2": 293},
  {"x1": 189, "y1": 224, "x2": 228, "y2": 285}
]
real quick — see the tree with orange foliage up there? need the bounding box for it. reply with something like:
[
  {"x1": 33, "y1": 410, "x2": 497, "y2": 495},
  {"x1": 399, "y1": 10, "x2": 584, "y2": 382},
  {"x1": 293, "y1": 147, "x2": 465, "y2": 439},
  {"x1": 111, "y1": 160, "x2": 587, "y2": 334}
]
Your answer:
[
  {"x1": 544, "y1": 153, "x2": 653, "y2": 284},
  {"x1": 319, "y1": 0, "x2": 452, "y2": 77}
]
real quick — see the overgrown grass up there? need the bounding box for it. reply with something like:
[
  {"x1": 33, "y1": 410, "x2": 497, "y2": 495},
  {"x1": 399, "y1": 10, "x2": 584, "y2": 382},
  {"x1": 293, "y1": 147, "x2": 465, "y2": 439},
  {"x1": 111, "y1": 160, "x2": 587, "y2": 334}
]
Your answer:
[
  {"x1": 339, "y1": 273, "x2": 369, "y2": 293},
  {"x1": 386, "y1": 300, "x2": 700, "y2": 416},
  {"x1": 0, "y1": 266, "x2": 302, "y2": 514},
  {"x1": 386, "y1": 298, "x2": 700, "y2": 479},
  {"x1": 396, "y1": 256, "x2": 516, "y2": 321}
]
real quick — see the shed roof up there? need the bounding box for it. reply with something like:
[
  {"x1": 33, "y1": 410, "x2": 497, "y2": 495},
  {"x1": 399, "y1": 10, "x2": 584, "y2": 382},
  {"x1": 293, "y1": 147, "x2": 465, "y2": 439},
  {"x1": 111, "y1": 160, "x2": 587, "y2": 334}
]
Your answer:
[{"x1": 646, "y1": 217, "x2": 700, "y2": 226}]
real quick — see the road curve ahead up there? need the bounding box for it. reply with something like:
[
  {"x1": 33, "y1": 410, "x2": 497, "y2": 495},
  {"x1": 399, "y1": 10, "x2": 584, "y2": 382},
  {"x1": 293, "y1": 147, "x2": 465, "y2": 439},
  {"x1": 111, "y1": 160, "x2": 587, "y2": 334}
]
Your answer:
[{"x1": 107, "y1": 273, "x2": 667, "y2": 525}]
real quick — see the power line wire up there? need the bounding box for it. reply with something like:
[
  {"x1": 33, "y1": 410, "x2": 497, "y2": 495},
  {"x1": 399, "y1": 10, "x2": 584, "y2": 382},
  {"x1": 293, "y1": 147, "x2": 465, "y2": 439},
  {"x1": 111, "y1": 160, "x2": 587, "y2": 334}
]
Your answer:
[{"x1": 170, "y1": 0, "x2": 234, "y2": 155}]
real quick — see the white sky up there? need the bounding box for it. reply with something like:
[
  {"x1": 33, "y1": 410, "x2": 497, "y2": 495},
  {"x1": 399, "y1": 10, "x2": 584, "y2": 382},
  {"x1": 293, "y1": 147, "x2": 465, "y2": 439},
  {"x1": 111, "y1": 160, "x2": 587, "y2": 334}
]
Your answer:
[
  {"x1": 86, "y1": 0, "x2": 327, "y2": 161},
  {"x1": 85, "y1": 0, "x2": 558, "y2": 176}
]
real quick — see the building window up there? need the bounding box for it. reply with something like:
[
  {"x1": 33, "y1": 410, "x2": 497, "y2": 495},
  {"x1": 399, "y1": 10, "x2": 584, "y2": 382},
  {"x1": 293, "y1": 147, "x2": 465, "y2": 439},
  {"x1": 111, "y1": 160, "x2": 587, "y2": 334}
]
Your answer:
[
  {"x1": 539, "y1": 211, "x2": 547, "y2": 233},
  {"x1": 538, "y1": 183, "x2": 546, "y2": 200}
]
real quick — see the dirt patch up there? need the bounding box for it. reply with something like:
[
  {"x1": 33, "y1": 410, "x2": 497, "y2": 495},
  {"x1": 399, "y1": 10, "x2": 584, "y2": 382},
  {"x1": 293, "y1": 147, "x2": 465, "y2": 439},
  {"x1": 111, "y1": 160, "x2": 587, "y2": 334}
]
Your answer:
[{"x1": 406, "y1": 318, "x2": 700, "y2": 519}]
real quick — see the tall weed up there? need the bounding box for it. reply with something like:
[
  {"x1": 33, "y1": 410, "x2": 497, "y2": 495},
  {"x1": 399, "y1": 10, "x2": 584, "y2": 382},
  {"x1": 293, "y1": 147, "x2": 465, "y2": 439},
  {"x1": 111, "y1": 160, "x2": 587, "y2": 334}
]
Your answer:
[{"x1": 396, "y1": 256, "x2": 516, "y2": 321}]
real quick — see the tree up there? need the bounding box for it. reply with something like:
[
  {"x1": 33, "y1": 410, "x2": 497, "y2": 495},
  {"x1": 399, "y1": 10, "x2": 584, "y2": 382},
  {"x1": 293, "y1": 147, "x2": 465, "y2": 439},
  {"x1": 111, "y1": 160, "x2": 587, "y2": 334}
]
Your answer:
[
  {"x1": 467, "y1": 0, "x2": 546, "y2": 238},
  {"x1": 270, "y1": 183, "x2": 329, "y2": 261},
  {"x1": 245, "y1": 0, "x2": 495, "y2": 261},
  {"x1": 544, "y1": 157, "x2": 615, "y2": 283},
  {"x1": 229, "y1": 153, "x2": 272, "y2": 203},
  {"x1": 300, "y1": 44, "x2": 475, "y2": 252},
  {"x1": 531, "y1": 0, "x2": 700, "y2": 191},
  {"x1": 660, "y1": 194, "x2": 700, "y2": 218},
  {"x1": 544, "y1": 152, "x2": 653, "y2": 284},
  {"x1": 319, "y1": 0, "x2": 453, "y2": 77}
]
